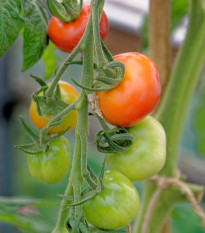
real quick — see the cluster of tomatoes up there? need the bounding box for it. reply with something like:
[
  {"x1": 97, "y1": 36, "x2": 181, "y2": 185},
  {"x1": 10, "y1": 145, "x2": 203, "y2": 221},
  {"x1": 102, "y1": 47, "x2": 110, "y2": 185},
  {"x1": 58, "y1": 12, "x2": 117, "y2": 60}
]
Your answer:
[{"x1": 26, "y1": 2, "x2": 166, "y2": 230}]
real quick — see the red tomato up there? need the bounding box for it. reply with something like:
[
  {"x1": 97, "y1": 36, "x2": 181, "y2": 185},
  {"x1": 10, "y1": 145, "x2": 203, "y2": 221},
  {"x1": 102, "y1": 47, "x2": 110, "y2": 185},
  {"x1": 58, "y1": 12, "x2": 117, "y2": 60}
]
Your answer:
[
  {"x1": 97, "y1": 53, "x2": 161, "y2": 127},
  {"x1": 47, "y1": 2, "x2": 109, "y2": 53}
]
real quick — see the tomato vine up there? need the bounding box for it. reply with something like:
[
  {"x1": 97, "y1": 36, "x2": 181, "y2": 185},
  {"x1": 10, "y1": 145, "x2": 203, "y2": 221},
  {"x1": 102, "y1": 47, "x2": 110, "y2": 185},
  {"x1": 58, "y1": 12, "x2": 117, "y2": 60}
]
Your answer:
[{"x1": 1, "y1": 0, "x2": 205, "y2": 233}]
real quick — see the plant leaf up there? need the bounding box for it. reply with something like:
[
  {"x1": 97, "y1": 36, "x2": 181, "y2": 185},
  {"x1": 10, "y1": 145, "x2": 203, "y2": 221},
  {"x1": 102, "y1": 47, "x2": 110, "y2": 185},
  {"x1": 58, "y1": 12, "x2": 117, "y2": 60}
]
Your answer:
[
  {"x1": 0, "y1": 0, "x2": 24, "y2": 56},
  {"x1": 22, "y1": 0, "x2": 48, "y2": 70},
  {"x1": 42, "y1": 42, "x2": 59, "y2": 80},
  {"x1": 0, "y1": 196, "x2": 56, "y2": 233}
]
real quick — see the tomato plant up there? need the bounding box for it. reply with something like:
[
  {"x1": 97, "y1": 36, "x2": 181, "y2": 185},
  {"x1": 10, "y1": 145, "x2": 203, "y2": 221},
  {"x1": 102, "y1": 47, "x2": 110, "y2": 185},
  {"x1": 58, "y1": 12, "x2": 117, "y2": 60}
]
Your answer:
[
  {"x1": 47, "y1": 2, "x2": 109, "y2": 53},
  {"x1": 84, "y1": 170, "x2": 140, "y2": 229},
  {"x1": 27, "y1": 137, "x2": 71, "y2": 184},
  {"x1": 97, "y1": 52, "x2": 161, "y2": 127},
  {"x1": 30, "y1": 81, "x2": 79, "y2": 134},
  {"x1": 106, "y1": 116, "x2": 166, "y2": 181},
  {"x1": 2, "y1": 0, "x2": 205, "y2": 232}
]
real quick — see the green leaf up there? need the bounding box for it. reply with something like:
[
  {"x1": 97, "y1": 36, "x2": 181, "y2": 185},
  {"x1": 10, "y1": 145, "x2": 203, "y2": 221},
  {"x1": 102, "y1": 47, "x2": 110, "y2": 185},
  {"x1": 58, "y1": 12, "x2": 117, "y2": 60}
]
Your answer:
[
  {"x1": 42, "y1": 42, "x2": 59, "y2": 80},
  {"x1": 0, "y1": 196, "x2": 56, "y2": 233},
  {"x1": 22, "y1": 0, "x2": 48, "y2": 70},
  {"x1": 0, "y1": 0, "x2": 24, "y2": 56}
]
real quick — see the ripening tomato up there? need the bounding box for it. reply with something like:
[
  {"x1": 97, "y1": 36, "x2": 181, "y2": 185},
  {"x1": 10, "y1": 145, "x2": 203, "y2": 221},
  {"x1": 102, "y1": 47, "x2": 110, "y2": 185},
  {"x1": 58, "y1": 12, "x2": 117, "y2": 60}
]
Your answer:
[
  {"x1": 47, "y1": 2, "x2": 109, "y2": 53},
  {"x1": 106, "y1": 116, "x2": 166, "y2": 181},
  {"x1": 27, "y1": 137, "x2": 71, "y2": 184},
  {"x1": 97, "y1": 53, "x2": 161, "y2": 127},
  {"x1": 30, "y1": 81, "x2": 79, "y2": 134},
  {"x1": 84, "y1": 170, "x2": 140, "y2": 229}
]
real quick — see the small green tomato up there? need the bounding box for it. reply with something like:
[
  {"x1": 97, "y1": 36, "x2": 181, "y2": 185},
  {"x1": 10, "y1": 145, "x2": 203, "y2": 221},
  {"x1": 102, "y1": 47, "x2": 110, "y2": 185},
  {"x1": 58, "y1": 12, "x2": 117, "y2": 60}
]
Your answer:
[{"x1": 27, "y1": 137, "x2": 70, "y2": 184}]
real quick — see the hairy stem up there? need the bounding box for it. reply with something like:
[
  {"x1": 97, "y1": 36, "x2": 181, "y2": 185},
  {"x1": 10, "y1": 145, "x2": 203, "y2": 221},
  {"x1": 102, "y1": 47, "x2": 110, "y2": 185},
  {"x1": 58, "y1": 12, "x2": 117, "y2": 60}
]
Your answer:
[
  {"x1": 91, "y1": 0, "x2": 107, "y2": 68},
  {"x1": 51, "y1": 132, "x2": 81, "y2": 233}
]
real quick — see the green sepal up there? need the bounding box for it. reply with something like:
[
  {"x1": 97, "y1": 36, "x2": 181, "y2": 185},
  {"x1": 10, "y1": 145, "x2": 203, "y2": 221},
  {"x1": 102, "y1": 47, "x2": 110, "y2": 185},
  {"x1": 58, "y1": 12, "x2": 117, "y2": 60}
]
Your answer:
[
  {"x1": 30, "y1": 74, "x2": 47, "y2": 87},
  {"x1": 71, "y1": 78, "x2": 114, "y2": 92},
  {"x1": 14, "y1": 142, "x2": 48, "y2": 154},
  {"x1": 60, "y1": 160, "x2": 105, "y2": 208},
  {"x1": 14, "y1": 117, "x2": 69, "y2": 154},
  {"x1": 101, "y1": 40, "x2": 114, "y2": 62},
  {"x1": 67, "y1": 213, "x2": 89, "y2": 233},
  {"x1": 32, "y1": 82, "x2": 69, "y2": 116},
  {"x1": 95, "y1": 128, "x2": 134, "y2": 153},
  {"x1": 47, "y1": 0, "x2": 81, "y2": 23},
  {"x1": 47, "y1": 0, "x2": 72, "y2": 22}
]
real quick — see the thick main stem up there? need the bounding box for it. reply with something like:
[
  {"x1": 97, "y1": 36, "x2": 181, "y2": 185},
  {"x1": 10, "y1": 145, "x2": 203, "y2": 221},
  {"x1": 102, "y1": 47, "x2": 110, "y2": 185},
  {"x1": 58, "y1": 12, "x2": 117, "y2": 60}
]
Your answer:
[
  {"x1": 133, "y1": 0, "x2": 205, "y2": 232},
  {"x1": 52, "y1": 1, "x2": 98, "y2": 231}
]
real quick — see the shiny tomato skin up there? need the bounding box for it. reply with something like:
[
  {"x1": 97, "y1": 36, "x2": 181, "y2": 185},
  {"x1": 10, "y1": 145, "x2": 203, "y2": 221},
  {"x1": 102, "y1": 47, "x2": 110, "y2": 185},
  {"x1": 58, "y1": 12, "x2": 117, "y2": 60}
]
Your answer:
[
  {"x1": 27, "y1": 137, "x2": 71, "y2": 184},
  {"x1": 97, "y1": 53, "x2": 161, "y2": 127},
  {"x1": 84, "y1": 170, "x2": 140, "y2": 229},
  {"x1": 30, "y1": 81, "x2": 79, "y2": 134},
  {"x1": 106, "y1": 116, "x2": 166, "y2": 181},
  {"x1": 47, "y1": 2, "x2": 109, "y2": 53}
]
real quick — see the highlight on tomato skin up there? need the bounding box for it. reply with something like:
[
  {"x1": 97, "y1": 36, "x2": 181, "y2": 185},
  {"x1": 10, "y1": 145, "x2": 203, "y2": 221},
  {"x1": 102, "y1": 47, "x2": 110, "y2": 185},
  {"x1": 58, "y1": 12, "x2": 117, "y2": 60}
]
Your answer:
[
  {"x1": 29, "y1": 81, "x2": 79, "y2": 134},
  {"x1": 47, "y1": 2, "x2": 109, "y2": 53},
  {"x1": 97, "y1": 52, "x2": 161, "y2": 127},
  {"x1": 27, "y1": 137, "x2": 71, "y2": 184},
  {"x1": 84, "y1": 170, "x2": 140, "y2": 230}
]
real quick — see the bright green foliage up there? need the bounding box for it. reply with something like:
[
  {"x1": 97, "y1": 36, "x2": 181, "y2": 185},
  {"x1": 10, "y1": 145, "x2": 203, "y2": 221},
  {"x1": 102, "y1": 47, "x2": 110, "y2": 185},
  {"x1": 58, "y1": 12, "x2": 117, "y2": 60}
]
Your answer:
[
  {"x1": 22, "y1": 0, "x2": 48, "y2": 70},
  {"x1": 42, "y1": 42, "x2": 59, "y2": 80},
  {"x1": 0, "y1": 0, "x2": 24, "y2": 56}
]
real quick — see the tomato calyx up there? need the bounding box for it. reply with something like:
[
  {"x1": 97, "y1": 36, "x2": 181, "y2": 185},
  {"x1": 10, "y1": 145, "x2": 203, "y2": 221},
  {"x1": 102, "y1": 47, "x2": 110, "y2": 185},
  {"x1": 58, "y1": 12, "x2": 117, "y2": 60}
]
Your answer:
[
  {"x1": 14, "y1": 117, "x2": 68, "y2": 154},
  {"x1": 95, "y1": 127, "x2": 134, "y2": 153},
  {"x1": 31, "y1": 75, "x2": 70, "y2": 118},
  {"x1": 47, "y1": 0, "x2": 82, "y2": 23},
  {"x1": 72, "y1": 60, "x2": 125, "y2": 92},
  {"x1": 60, "y1": 159, "x2": 105, "y2": 208}
]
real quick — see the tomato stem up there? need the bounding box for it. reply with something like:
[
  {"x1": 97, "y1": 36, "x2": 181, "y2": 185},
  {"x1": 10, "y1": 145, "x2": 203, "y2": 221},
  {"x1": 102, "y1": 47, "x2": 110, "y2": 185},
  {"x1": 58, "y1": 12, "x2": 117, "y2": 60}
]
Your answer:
[
  {"x1": 39, "y1": 101, "x2": 76, "y2": 144},
  {"x1": 51, "y1": 132, "x2": 82, "y2": 233},
  {"x1": 46, "y1": 2, "x2": 95, "y2": 99},
  {"x1": 91, "y1": 0, "x2": 108, "y2": 68},
  {"x1": 78, "y1": 21, "x2": 99, "y2": 190},
  {"x1": 96, "y1": 115, "x2": 110, "y2": 131},
  {"x1": 72, "y1": 131, "x2": 83, "y2": 218},
  {"x1": 52, "y1": 1, "x2": 105, "y2": 230}
]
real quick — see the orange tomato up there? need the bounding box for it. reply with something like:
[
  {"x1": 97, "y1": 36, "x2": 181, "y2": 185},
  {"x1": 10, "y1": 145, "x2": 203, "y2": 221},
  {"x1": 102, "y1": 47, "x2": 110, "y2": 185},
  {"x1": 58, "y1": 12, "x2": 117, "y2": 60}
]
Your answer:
[
  {"x1": 30, "y1": 81, "x2": 79, "y2": 134},
  {"x1": 97, "y1": 53, "x2": 161, "y2": 127}
]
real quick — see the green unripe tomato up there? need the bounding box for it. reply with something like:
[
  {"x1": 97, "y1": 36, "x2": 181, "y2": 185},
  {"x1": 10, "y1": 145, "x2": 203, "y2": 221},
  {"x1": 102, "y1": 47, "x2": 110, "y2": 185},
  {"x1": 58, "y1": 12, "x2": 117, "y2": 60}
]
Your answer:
[
  {"x1": 27, "y1": 137, "x2": 70, "y2": 184},
  {"x1": 106, "y1": 116, "x2": 166, "y2": 181},
  {"x1": 84, "y1": 170, "x2": 140, "y2": 229}
]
